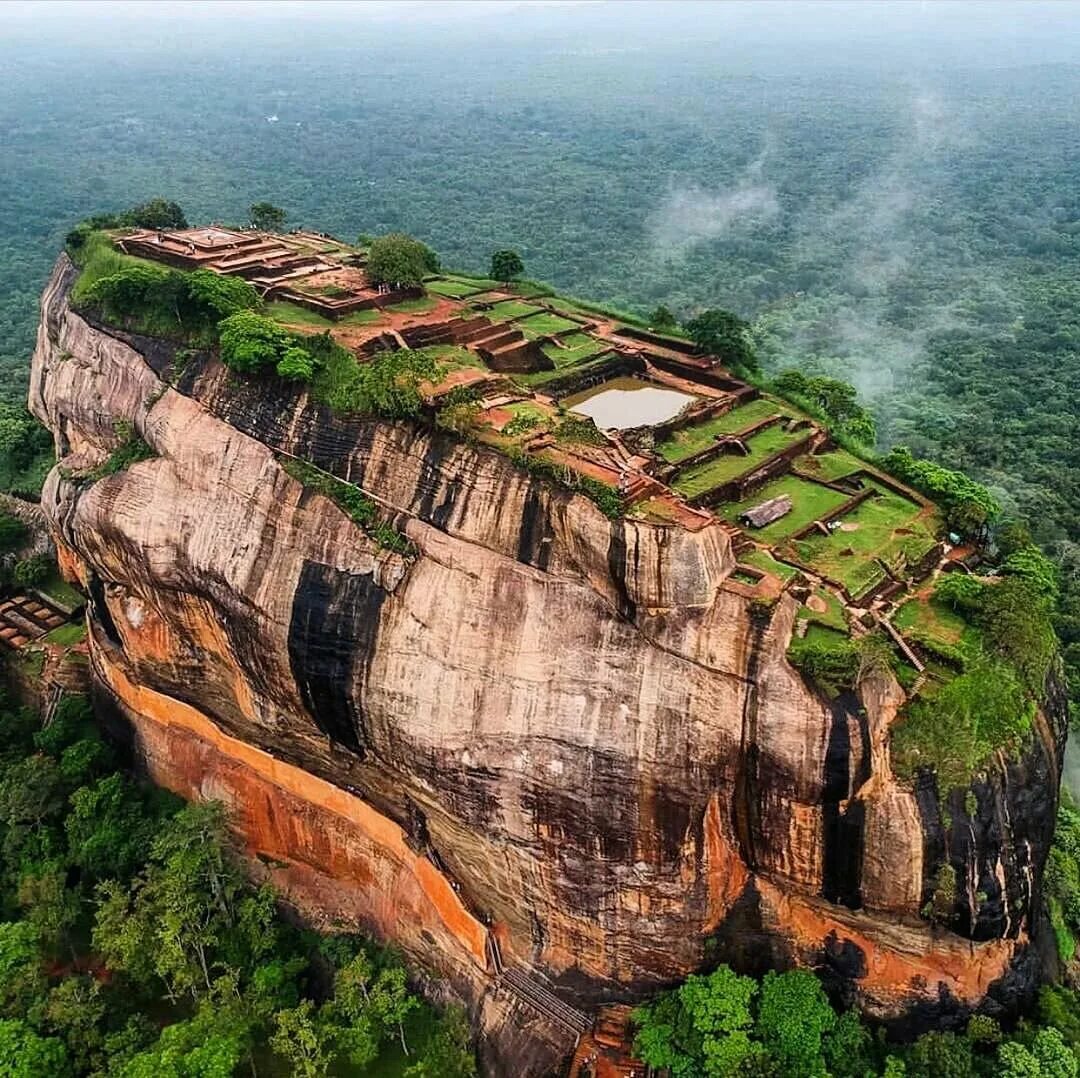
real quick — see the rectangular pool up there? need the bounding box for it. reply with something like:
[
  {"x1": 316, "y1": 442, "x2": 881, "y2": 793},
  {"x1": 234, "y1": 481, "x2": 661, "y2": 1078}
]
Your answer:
[{"x1": 563, "y1": 377, "x2": 696, "y2": 430}]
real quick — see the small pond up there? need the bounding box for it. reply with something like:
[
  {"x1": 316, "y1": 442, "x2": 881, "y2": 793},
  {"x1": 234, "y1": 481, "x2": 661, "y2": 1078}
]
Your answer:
[{"x1": 563, "y1": 377, "x2": 696, "y2": 431}]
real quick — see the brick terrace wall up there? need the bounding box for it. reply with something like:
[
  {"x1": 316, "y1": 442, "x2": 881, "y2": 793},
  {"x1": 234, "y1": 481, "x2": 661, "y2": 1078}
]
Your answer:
[
  {"x1": 613, "y1": 326, "x2": 700, "y2": 355},
  {"x1": 647, "y1": 354, "x2": 750, "y2": 393},
  {"x1": 543, "y1": 353, "x2": 642, "y2": 398},
  {"x1": 689, "y1": 430, "x2": 825, "y2": 508},
  {"x1": 661, "y1": 414, "x2": 796, "y2": 481},
  {"x1": 273, "y1": 285, "x2": 422, "y2": 319}
]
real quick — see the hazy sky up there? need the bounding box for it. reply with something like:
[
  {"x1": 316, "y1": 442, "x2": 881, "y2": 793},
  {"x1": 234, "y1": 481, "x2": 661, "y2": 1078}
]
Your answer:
[{"x1": 5, "y1": 0, "x2": 1080, "y2": 71}]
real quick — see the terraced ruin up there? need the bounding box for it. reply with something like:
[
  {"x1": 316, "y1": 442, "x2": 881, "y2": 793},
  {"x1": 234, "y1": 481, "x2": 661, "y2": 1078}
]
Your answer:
[{"x1": 116, "y1": 225, "x2": 972, "y2": 703}]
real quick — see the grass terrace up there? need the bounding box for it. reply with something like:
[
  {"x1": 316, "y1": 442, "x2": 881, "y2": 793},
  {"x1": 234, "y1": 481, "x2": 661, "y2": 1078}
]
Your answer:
[
  {"x1": 800, "y1": 587, "x2": 847, "y2": 632},
  {"x1": 518, "y1": 311, "x2": 582, "y2": 338},
  {"x1": 795, "y1": 448, "x2": 865, "y2": 483},
  {"x1": 426, "y1": 276, "x2": 495, "y2": 298},
  {"x1": 657, "y1": 398, "x2": 792, "y2": 464},
  {"x1": 415, "y1": 343, "x2": 486, "y2": 372},
  {"x1": 513, "y1": 351, "x2": 616, "y2": 389},
  {"x1": 672, "y1": 423, "x2": 807, "y2": 499},
  {"x1": 739, "y1": 546, "x2": 801, "y2": 582},
  {"x1": 480, "y1": 298, "x2": 544, "y2": 322},
  {"x1": 719, "y1": 475, "x2": 851, "y2": 542},
  {"x1": 41, "y1": 621, "x2": 87, "y2": 647},
  {"x1": 540, "y1": 332, "x2": 609, "y2": 368},
  {"x1": 265, "y1": 300, "x2": 336, "y2": 327},
  {"x1": 894, "y1": 592, "x2": 981, "y2": 658},
  {"x1": 789, "y1": 482, "x2": 936, "y2": 599}
]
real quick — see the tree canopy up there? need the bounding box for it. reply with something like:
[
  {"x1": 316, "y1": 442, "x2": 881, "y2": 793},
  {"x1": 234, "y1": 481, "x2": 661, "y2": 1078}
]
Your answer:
[
  {"x1": 365, "y1": 233, "x2": 440, "y2": 288},
  {"x1": 249, "y1": 202, "x2": 287, "y2": 232},
  {"x1": 684, "y1": 309, "x2": 758, "y2": 372},
  {"x1": 490, "y1": 249, "x2": 524, "y2": 284}
]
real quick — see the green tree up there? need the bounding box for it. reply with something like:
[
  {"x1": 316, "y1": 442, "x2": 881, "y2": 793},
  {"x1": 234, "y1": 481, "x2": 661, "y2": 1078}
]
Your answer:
[
  {"x1": 11, "y1": 556, "x2": 49, "y2": 589},
  {"x1": 404, "y1": 1007, "x2": 477, "y2": 1078},
  {"x1": 365, "y1": 234, "x2": 439, "y2": 288},
  {"x1": 755, "y1": 969, "x2": 835, "y2": 1078},
  {"x1": 65, "y1": 773, "x2": 157, "y2": 880},
  {"x1": 368, "y1": 964, "x2": 420, "y2": 1056},
  {"x1": 685, "y1": 308, "x2": 758, "y2": 371},
  {"x1": 823, "y1": 1009, "x2": 874, "y2": 1078},
  {"x1": 249, "y1": 202, "x2": 287, "y2": 232},
  {"x1": 183, "y1": 270, "x2": 260, "y2": 323},
  {"x1": 118, "y1": 985, "x2": 253, "y2": 1078},
  {"x1": 42, "y1": 976, "x2": 107, "y2": 1074},
  {"x1": 276, "y1": 346, "x2": 316, "y2": 382},
  {"x1": 0, "y1": 1018, "x2": 70, "y2": 1078},
  {"x1": 122, "y1": 199, "x2": 188, "y2": 230},
  {"x1": 217, "y1": 311, "x2": 289, "y2": 373},
  {"x1": 0, "y1": 923, "x2": 46, "y2": 1020},
  {"x1": 354, "y1": 348, "x2": 441, "y2": 418},
  {"x1": 0, "y1": 512, "x2": 28, "y2": 553},
  {"x1": 271, "y1": 1000, "x2": 335, "y2": 1078},
  {"x1": 490, "y1": 249, "x2": 524, "y2": 285},
  {"x1": 998, "y1": 1029, "x2": 1078, "y2": 1078},
  {"x1": 650, "y1": 304, "x2": 677, "y2": 329},
  {"x1": 906, "y1": 1031, "x2": 974, "y2": 1078}
]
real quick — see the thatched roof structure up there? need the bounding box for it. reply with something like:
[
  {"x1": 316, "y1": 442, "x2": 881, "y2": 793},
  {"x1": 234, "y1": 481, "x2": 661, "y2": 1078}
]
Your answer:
[{"x1": 738, "y1": 494, "x2": 792, "y2": 528}]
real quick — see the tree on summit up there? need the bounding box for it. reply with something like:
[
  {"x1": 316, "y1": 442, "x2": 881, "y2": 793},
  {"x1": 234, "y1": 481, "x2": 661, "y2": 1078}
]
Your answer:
[
  {"x1": 684, "y1": 308, "x2": 758, "y2": 371},
  {"x1": 490, "y1": 250, "x2": 524, "y2": 286},
  {"x1": 249, "y1": 202, "x2": 287, "y2": 232},
  {"x1": 650, "y1": 304, "x2": 677, "y2": 329},
  {"x1": 366, "y1": 234, "x2": 439, "y2": 288}
]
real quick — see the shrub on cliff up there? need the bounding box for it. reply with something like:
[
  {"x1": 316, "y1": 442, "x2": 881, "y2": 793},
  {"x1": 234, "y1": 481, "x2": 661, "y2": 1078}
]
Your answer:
[
  {"x1": 890, "y1": 657, "x2": 1034, "y2": 790},
  {"x1": 880, "y1": 446, "x2": 999, "y2": 537},
  {"x1": 218, "y1": 311, "x2": 324, "y2": 383},
  {"x1": 81, "y1": 261, "x2": 260, "y2": 340}
]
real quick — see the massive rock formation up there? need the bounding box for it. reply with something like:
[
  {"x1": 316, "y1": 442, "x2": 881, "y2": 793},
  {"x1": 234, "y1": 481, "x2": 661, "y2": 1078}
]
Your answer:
[{"x1": 29, "y1": 257, "x2": 1066, "y2": 1074}]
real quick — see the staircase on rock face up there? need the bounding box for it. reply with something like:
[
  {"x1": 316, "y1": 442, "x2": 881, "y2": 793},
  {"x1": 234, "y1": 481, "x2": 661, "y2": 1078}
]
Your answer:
[{"x1": 486, "y1": 934, "x2": 591, "y2": 1035}]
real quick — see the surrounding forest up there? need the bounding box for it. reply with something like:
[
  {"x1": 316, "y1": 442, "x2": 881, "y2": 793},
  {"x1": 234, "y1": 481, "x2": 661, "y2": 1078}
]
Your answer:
[
  {"x1": 0, "y1": 681, "x2": 476, "y2": 1077},
  {"x1": 2, "y1": 7, "x2": 1079, "y2": 710},
  {"x1": 2, "y1": 2, "x2": 1080, "y2": 1074}
]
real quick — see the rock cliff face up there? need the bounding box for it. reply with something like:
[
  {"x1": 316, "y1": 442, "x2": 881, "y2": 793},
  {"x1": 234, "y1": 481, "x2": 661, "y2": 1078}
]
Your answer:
[{"x1": 30, "y1": 257, "x2": 1066, "y2": 1074}]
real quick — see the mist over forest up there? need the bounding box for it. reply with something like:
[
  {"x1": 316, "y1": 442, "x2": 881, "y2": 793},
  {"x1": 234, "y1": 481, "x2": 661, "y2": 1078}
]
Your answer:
[{"x1": 1, "y1": 0, "x2": 1079, "y2": 662}]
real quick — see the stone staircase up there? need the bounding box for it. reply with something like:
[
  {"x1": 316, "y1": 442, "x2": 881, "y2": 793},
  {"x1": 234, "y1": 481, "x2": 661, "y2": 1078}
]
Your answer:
[{"x1": 486, "y1": 935, "x2": 591, "y2": 1036}]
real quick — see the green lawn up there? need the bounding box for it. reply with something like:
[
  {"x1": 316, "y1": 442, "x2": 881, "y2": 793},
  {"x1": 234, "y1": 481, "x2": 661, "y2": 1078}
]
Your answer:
[
  {"x1": 719, "y1": 475, "x2": 850, "y2": 542},
  {"x1": 802, "y1": 622, "x2": 851, "y2": 649},
  {"x1": 338, "y1": 307, "x2": 384, "y2": 325},
  {"x1": 264, "y1": 301, "x2": 335, "y2": 327},
  {"x1": 657, "y1": 398, "x2": 792, "y2": 463},
  {"x1": 795, "y1": 448, "x2": 865, "y2": 482},
  {"x1": 789, "y1": 482, "x2": 931, "y2": 597},
  {"x1": 426, "y1": 277, "x2": 490, "y2": 298},
  {"x1": 800, "y1": 587, "x2": 848, "y2": 632},
  {"x1": 387, "y1": 296, "x2": 439, "y2": 314},
  {"x1": 672, "y1": 424, "x2": 806, "y2": 499},
  {"x1": 518, "y1": 311, "x2": 581, "y2": 338},
  {"x1": 739, "y1": 547, "x2": 800, "y2": 582},
  {"x1": 37, "y1": 571, "x2": 85, "y2": 612},
  {"x1": 540, "y1": 332, "x2": 608, "y2": 368},
  {"x1": 415, "y1": 344, "x2": 485, "y2": 371},
  {"x1": 481, "y1": 299, "x2": 543, "y2": 321},
  {"x1": 41, "y1": 621, "x2": 86, "y2": 647},
  {"x1": 894, "y1": 594, "x2": 981, "y2": 655}
]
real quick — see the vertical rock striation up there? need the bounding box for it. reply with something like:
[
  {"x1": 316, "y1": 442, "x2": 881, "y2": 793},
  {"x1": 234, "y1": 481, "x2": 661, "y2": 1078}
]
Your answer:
[{"x1": 29, "y1": 257, "x2": 1066, "y2": 1072}]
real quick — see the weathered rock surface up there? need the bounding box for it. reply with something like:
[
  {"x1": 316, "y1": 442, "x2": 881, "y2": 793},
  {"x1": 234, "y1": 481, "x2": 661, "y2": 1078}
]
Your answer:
[{"x1": 30, "y1": 257, "x2": 1067, "y2": 1073}]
